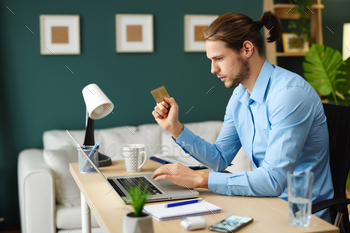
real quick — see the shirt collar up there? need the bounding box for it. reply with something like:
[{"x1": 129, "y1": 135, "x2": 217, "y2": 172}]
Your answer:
[{"x1": 235, "y1": 59, "x2": 274, "y2": 105}]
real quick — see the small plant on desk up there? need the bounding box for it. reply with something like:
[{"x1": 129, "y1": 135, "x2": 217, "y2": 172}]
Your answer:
[
  {"x1": 127, "y1": 184, "x2": 151, "y2": 217},
  {"x1": 123, "y1": 184, "x2": 154, "y2": 233}
]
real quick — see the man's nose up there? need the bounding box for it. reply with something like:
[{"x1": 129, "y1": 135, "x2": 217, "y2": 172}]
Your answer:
[{"x1": 211, "y1": 62, "x2": 219, "y2": 74}]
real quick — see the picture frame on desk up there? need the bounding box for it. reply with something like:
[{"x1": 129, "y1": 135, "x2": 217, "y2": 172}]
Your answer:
[
  {"x1": 282, "y1": 33, "x2": 309, "y2": 53},
  {"x1": 115, "y1": 14, "x2": 154, "y2": 53},
  {"x1": 184, "y1": 15, "x2": 218, "y2": 52},
  {"x1": 39, "y1": 15, "x2": 80, "y2": 55}
]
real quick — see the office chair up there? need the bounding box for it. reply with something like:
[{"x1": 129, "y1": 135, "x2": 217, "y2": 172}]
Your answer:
[{"x1": 312, "y1": 103, "x2": 350, "y2": 233}]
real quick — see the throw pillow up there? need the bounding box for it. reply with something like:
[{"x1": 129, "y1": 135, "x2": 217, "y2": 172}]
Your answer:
[{"x1": 43, "y1": 145, "x2": 80, "y2": 207}]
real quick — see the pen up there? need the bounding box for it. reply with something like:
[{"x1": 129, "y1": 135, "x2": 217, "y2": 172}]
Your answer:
[{"x1": 166, "y1": 198, "x2": 203, "y2": 208}]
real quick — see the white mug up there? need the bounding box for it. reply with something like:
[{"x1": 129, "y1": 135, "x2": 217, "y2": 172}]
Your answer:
[{"x1": 122, "y1": 144, "x2": 148, "y2": 172}]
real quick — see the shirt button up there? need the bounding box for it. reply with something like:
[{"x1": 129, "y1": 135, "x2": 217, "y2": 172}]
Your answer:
[
  {"x1": 216, "y1": 190, "x2": 219, "y2": 193},
  {"x1": 182, "y1": 141, "x2": 186, "y2": 144}
]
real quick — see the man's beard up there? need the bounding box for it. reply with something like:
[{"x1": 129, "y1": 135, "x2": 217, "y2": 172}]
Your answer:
[{"x1": 227, "y1": 56, "x2": 250, "y2": 88}]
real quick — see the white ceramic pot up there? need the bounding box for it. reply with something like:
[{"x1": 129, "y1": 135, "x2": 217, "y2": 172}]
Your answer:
[{"x1": 122, "y1": 212, "x2": 154, "y2": 233}]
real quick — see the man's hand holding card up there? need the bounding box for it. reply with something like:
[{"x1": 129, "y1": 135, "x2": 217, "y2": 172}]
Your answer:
[{"x1": 151, "y1": 86, "x2": 184, "y2": 139}]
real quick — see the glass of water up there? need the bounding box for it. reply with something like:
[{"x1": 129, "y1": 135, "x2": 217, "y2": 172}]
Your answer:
[{"x1": 287, "y1": 170, "x2": 314, "y2": 227}]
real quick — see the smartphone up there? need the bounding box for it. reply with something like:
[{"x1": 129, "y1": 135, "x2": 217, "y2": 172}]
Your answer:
[{"x1": 209, "y1": 215, "x2": 253, "y2": 232}]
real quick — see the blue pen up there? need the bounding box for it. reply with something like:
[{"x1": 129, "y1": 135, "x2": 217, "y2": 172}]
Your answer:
[
  {"x1": 80, "y1": 141, "x2": 100, "y2": 172},
  {"x1": 166, "y1": 198, "x2": 203, "y2": 208}
]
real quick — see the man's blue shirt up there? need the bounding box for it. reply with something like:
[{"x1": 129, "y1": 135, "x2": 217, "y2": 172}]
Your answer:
[{"x1": 175, "y1": 59, "x2": 334, "y2": 220}]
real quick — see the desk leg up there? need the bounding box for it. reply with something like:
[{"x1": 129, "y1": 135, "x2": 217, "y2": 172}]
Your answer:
[{"x1": 81, "y1": 192, "x2": 91, "y2": 233}]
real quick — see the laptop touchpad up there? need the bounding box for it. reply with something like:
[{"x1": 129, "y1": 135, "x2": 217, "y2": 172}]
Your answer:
[{"x1": 157, "y1": 179, "x2": 181, "y2": 188}]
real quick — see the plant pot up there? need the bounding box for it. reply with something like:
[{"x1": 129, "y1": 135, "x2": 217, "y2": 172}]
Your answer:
[{"x1": 123, "y1": 211, "x2": 154, "y2": 233}]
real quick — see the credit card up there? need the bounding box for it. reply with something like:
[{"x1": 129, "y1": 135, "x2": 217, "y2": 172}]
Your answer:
[{"x1": 151, "y1": 86, "x2": 170, "y2": 103}]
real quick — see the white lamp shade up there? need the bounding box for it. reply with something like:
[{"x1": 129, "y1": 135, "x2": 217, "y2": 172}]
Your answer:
[
  {"x1": 82, "y1": 83, "x2": 114, "y2": 120},
  {"x1": 343, "y1": 23, "x2": 350, "y2": 61}
]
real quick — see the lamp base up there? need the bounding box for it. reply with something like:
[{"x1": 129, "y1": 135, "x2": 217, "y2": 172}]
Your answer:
[{"x1": 98, "y1": 152, "x2": 112, "y2": 167}]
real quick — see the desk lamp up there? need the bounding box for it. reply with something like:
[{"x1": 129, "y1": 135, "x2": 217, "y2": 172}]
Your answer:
[
  {"x1": 82, "y1": 83, "x2": 114, "y2": 167},
  {"x1": 343, "y1": 23, "x2": 350, "y2": 60}
]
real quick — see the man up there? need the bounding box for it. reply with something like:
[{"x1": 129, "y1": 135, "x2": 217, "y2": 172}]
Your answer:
[{"x1": 151, "y1": 12, "x2": 333, "y2": 221}]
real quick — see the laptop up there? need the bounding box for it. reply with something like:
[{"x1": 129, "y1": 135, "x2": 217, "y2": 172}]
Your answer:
[{"x1": 71, "y1": 138, "x2": 199, "y2": 204}]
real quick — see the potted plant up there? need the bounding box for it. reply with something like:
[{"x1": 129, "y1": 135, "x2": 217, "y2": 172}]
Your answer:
[{"x1": 123, "y1": 184, "x2": 154, "y2": 233}]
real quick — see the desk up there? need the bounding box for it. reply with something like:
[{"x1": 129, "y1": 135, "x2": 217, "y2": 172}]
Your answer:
[{"x1": 70, "y1": 160, "x2": 339, "y2": 233}]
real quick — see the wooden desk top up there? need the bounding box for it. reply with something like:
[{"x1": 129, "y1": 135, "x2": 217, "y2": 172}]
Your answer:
[{"x1": 70, "y1": 160, "x2": 339, "y2": 233}]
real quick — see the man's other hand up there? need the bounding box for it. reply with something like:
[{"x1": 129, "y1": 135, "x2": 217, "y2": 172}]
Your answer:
[{"x1": 152, "y1": 163, "x2": 209, "y2": 189}]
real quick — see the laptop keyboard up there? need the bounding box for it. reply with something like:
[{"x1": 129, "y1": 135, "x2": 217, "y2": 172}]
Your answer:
[{"x1": 117, "y1": 177, "x2": 162, "y2": 195}]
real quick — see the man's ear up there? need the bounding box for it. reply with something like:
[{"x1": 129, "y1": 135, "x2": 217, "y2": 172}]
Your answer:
[{"x1": 243, "y1": 41, "x2": 254, "y2": 58}]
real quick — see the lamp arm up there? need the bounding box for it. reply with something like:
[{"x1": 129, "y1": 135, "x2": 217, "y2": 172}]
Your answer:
[{"x1": 83, "y1": 117, "x2": 95, "y2": 146}]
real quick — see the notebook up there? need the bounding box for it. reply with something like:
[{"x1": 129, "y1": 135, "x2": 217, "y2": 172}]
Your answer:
[
  {"x1": 143, "y1": 199, "x2": 222, "y2": 221},
  {"x1": 151, "y1": 154, "x2": 233, "y2": 170},
  {"x1": 151, "y1": 154, "x2": 207, "y2": 170}
]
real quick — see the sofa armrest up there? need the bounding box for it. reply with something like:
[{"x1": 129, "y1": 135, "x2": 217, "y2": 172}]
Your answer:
[{"x1": 18, "y1": 149, "x2": 56, "y2": 233}]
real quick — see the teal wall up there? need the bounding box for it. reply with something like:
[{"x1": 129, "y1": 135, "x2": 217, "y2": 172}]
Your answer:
[{"x1": 0, "y1": 0, "x2": 349, "y2": 231}]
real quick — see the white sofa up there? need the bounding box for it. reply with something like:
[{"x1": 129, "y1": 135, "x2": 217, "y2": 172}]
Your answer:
[{"x1": 18, "y1": 121, "x2": 252, "y2": 233}]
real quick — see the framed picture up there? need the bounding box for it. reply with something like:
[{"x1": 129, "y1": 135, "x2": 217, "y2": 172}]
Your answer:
[
  {"x1": 116, "y1": 14, "x2": 153, "y2": 53},
  {"x1": 184, "y1": 15, "x2": 219, "y2": 52},
  {"x1": 40, "y1": 15, "x2": 80, "y2": 55},
  {"x1": 282, "y1": 33, "x2": 309, "y2": 53}
]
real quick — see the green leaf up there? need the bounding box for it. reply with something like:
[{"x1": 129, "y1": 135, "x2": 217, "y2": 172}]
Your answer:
[
  {"x1": 126, "y1": 184, "x2": 151, "y2": 217},
  {"x1": 335, "y1": 57, "x2": 350, "y2": 102},
  {"x1": 303, "y1": 44, "x2": 344, "y2": 104}
]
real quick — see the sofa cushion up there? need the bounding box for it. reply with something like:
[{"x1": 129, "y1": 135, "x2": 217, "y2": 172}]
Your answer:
[
  {"x1": 43, "y1": 145, "x2": 80, "y2": 207},
  {"x1": 56, "y1": 204, "x2": 99, "y2": 229}
]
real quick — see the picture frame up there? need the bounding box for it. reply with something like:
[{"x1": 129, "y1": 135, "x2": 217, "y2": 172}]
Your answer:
[
  {"x1": 40, "y1": 15, "x2": 80, "y2": 55},
  {"x1": 184, "y1": 15, "x2": 219, "y2": 52},
  {"x1": 116, "y1": 14, "x2": 154, "y2": 53},
  {"x1": 282, "y1": 33, "x2": 309, "y2": 53}
]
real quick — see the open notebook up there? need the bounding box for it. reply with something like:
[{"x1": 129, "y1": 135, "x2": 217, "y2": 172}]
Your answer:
[{"x1": 143, "y1": 199, "x2": 221, "y2": 221}]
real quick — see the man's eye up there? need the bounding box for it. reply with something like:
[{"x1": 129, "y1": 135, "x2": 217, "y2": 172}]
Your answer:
[{"x1": 217, "y1": 58, "x2": 222, "y2": 61}]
